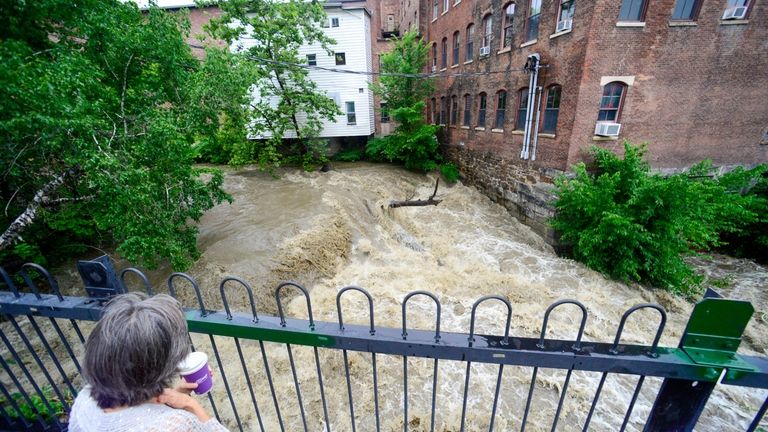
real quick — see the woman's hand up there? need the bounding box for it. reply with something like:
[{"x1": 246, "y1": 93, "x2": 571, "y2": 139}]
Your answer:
[{"x1": 157, "y1": 388, "x2": 211, "y2": 423}]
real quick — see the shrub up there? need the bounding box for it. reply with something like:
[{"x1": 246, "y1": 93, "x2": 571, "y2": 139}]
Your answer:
[
  {"x1": 440, "y1": 163, "x2": 460, "y2": 183},
  {"x1": 552, "y1": 142, "x2": 765, "y2": 295},
  {"x1": 333, "y1": 148, "x2": 365, "y2": 162}
]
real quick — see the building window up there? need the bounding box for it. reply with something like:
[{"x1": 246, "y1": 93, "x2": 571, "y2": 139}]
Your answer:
[
  {"x1": 515, "y1": 88, "x2": 529, "y2": 130},
  {"x1": 466, "y1": 24, "x2": 474, "y2": 61},
  {"x1": 440, "y1": 96, "x2": 447, "y2": 125},
  {"x1": 463, "y1": 94, "x2": 471, "y2": 126},
  {"x1": 452, "y1": 32, "x2": 460, "y2": 65},
  {"x1": 321, "y1": 19, "x2": 330, "y2": 28},
  {"x1": 431, "y1": 98, "x2": 437, "y2": 123},
  {"x1": 671, "y1": 0, "x2": 701, "y2": 20},
  {"x1": 526, "y1": 0, "x2": 541, "y2": 41},
  {"x1": 619, "y1": 0, "x2": 647, "y2": 21},
  {"x1": 381, "y1": 103, "x2": 390, "y2": 123},
  {"x1": 558, "y1": 0, "x2": 575, "y2": 25},
  {"x1": 432, "y1": 43, "x2": 438, "y2": 69},
  {"x1": 335, "y1": 52, "x2": 346, "y2": 65},
  {"x1": 542, "y1": 85, "x2": 561, "y2": 133},
  {"x1": 598, "y1": 82, "x2": 626, "y2": 121},
  {"x1": 441, "y1": 37, "x2": 448, "y2": 69},
  {"x1": 722, "y1": 0, "x2": 751, "y2": 19},
  {"x1": 443, "y1": 0, "x2": 449, "y2": 13},
  {"x1": 433, "y1": 0, "x2": 439, "y2": 20},
  {"x1": 502, "y1": 3, "x2": 515, "y2": 48},
  {"x1": 331, "y1": 17, "x2": 340, "y2": 27},
  {"x1": 306, "y1": 54, "x2": 317, "y2": 66},
  {"x1": 477, "y1": 92, "x2": 487, "y2": 127},
  {"x1": 495, "y1": 90, "x2": 507, "y2": 129},
  {"x1": 482, "y1": 14, "x2": 492, "y2": 51},
  {"x1": 346, "y1": 101, "x2": 356, "y2": 124},
  {"x1": 451, "y1": 95, "x2": 458, "y2": 125}
]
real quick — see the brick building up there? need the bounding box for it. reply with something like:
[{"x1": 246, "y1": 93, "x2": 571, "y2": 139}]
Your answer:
[{"x1": 421, "y1": 0, "x2": 767, "y2": 239}]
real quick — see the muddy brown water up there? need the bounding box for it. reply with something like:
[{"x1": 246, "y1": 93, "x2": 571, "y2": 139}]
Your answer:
[{"x1": 6, "y1": 163, "x2": 768, "y2": 431}]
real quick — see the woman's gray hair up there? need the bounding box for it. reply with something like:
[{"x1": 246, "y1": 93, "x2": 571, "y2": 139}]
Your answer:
[{"x1": 82, "y1": 293, "x2": 191, "y2": 408}]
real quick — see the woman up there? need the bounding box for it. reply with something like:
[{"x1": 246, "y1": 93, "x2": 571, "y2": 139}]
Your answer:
[{"x1": 69, "y1": 293, "x2": 228, "y2": 431}]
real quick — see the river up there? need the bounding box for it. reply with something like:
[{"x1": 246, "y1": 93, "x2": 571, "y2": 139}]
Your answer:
[{"x1": 49, "y1": 163, "x2": 768, "y2": 430}]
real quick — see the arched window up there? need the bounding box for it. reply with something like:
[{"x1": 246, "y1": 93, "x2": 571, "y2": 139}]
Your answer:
[
  {"x1": 431, "y1": 43, "x2": 437, "y2": 70},
  {"x1": 502, "y1": 3, "x2": 515, "y2": 48},
  {"x1": 542, "y1": 85, "x2": 561, "y2": 133},
  {"x1": 441, "y1": 37, "x2": 448, "y2": 69},
  {"x1": 477, "y1": 92, "x2": 487, "y2": 127},
  {"x1": 463, "y1": 94, "x2": 472, "y2": 126},
  {"x1": 452, "y1": 31, "x2": 461, "y2": 65},
  {"x1": 431, "y1": 97, "x2": 437, "y2": 124},
  {"x1": 481, "y1": 14, "x2": 492, "y2": 51},
  {"x1": 515, "y1": 88, "x2": 529, "y2": 130},
  {"x1": 440, "y1": 96, "x2": 447, "y2": 125},
  {"x1": 451, "y1": 95, "x2": 458, "y2": 125},
  {"x1": 598, "y1": 82, "x2": 626, "y2": 122},
  {"x1": 495, "y1": 90, "x2": 507, "y2": 129},
  {"x1": 465, "y1": 24, "x2": 475, "y2": 61}
]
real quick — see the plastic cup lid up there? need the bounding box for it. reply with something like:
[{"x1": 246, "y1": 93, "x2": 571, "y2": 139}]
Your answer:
[{"x1": 178, "y1": 351, "x2": 208, "y2": 375}]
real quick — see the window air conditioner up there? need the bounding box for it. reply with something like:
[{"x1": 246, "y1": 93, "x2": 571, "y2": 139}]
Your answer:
[
  {"x1": 432, "y1": 65, "x2": 437, "y2": 72},
  {"x1": 722, "y1": 6, "x2": 747, "y2": 19},
  {"x1": 479, "y1": 46, "x2": 491, "y2": 56},
  {"x1": 556, "y1": 19, "x2": 572, "y2": 33},
  {"x1": 595, "y1": 122, "x2": 621, "y2": 137}
]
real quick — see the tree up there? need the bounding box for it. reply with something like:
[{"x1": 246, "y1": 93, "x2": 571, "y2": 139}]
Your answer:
[
  {"x1": 367, "y1": 30, "x2": 454, "y2": 177},
  {"x1": 205, "y1": 0, "x2": 342, "y2": 171},
  {"x1": 0, "y1": 0, "x2": 235, "y2": 270}
]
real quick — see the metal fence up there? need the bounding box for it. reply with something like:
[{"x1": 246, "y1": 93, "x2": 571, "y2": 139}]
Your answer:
[{"x1": 0, "y1": 262, "x2": 766, "y2": 432}]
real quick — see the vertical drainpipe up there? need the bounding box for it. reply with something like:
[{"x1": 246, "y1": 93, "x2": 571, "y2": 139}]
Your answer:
[
  {"x1": 531, "y1": 85, "x2": 543, "y2": 161},
  {"x1": 521, "y1": 53, "x2": 540, "y2": 160}
]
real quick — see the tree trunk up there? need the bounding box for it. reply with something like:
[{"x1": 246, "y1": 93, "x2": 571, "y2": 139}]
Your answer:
[{"x1": 389, "y1": 178, "x2": 441, "y2": 208}]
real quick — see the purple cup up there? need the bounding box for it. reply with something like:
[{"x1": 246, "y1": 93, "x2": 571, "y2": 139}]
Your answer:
[{"x1": 178, "y1": 352, "x2": 213, "y2": 395}]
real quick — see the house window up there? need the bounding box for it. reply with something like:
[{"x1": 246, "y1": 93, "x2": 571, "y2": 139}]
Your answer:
[
  {"x1": 482, "y1": 14, "x2": 492, "y2": 51},
  {"x1": 618, "y1": 0, "x2": 647, "y2": 21},
  {"x1": 331, "y1": 17, "x2": 340, "y2": 27},
  {"x1": 502, "y1": 3, "x2": 515, "y2": 48},
  {"x1": 443, "y1": 0, "x2": 449, "y2": 13},
  {"x1": 466, "y1": 24, "x2": 474, "y2": 61},
  {"x1": 598, "y1": 82, "x2": 626, "y2": 122},
  {"x1": 671, "y1": 0, "x2": 700, "y2": 20},
  {"x1": 463, "y1": 94, "x2": 471, "y2": 126},
  {"x1": 307, "y1": 54, "x2": 317, "y2": 66},
  {"x1": 451, "y1": 95, "x2": 458, "y2": 125},
  {"x1": 440, "y1": 96, "x2": 447, "y2": 125},
  {"x1": 381, "y1": 103, "x2": 390, "y2": 123},
  {"x1": 433, "y1": 0, "x2": 439, "y2": 19},
  {"x1": 321, "y1": 19, "x2": 330, "y2": 28},
  {"x1": 723, "y1": 0, "x2": 750, "y2": 19},
  {"x1": 452, "y1": 32, "x2": 460, "y2": 65},
  {"x1": 432, "y1": 43, "x2": 438, "y2": 69},
  {"x1": 441, "y1": 37, "x2": 448, "y2": 69},
  {"x1": 542, "y1": 85, "x2": 561, "y2": 133},
  {"x1": 526, "y1": 0, "x2": 541, "y2": 41},
  {"x1": 495, "y1": 90, "x2": 507, "y2": 129},
  {"x1": 558, "y1": 0, "x2": 575, "y2": 25},
  {"x1": 346, "y1": 101, "x2": 356, "y2": 124},
  {"x1": 515, "y1": 88, "x2": 529, "y2": 130},
  {"x1": 335, "y1": 52, "x2": 346, "y2": 65},
  {"x1": 477, "y1": 92, "x2": 487, "y2": 127},
  {"x1": 431, "y1": 98, "x2": 437, "y2": 123}
]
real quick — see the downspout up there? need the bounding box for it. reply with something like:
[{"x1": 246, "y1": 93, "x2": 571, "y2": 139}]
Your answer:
[
  {"x1": 521, "y1": 54, "x2": 540, "y2": 160},
  {"x1": 531, "y1": 85, "x2": 543, "y2": 161}
]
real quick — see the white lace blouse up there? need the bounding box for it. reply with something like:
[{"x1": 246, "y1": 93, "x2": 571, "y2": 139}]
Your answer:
[{"x1": 68, "y1": 386, "x2": 229, "y2": 432}]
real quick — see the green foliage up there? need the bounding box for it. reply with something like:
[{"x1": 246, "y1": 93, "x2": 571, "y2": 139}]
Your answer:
[
  {"x1": 1, "y1": 387, "x2": 70, "y2": 423},
  {"x1": 715, "y1": 167, "x2": 768, "y2": 262},
  {"x1": 0, "y1": 0, "x2": 233, "y2": 270},
  {"x1": 440, "y1": 163, "x2": 460, "y2": 184},
  {"x1": 552, "y1": 142, "x2": 766, "y2": 295},
  {"x1": 205, "y1": 0, "x2": 342, "y2": 172},
  {"x1": 332, "y1": 149, "x2": 365, "y2": 162},
  {"x1": 367, "y1": 30, "x2": 442, "y2": 173}
]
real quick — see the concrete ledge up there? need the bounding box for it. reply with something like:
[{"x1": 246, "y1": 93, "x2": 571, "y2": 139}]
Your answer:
[
  {"x1": 592, "y1": 135, "x2": 619, "y2": 141},
  {"x1": 460, "y1": 126, "x2": 470, "y2": 129},
  {"x1": 669, "y1": 21, "x2": 697, "y2": 27},
  {"x1": 549, "y1": 28, "x2": 572, "y2": 39},
  {"x1": 720, "y1": 19, "x2": 749, "y2": 25},
  {"x1": 451, "y1": 64, "x2": 459, "y2": 68},
  {"x1": 511, "y1": 130, "x2": 525, "y2": 135},
  {"x1": 497, "y1": 47, "x2": 512, "y2": 54},
  {"x1": 464, "y1": 60, "x2": 473, "y2": 65},
  {"x1": 474, "y1": 127, "x2": 486, "y2": 131},
  {"x1": 616, "y1": 21, "x2": 646, "y2": 27},
  {"x1": 538, "y1": 133, "x2": 556, "y2": 138},
  {"x1": 520, "y1": 39, "x2": 538, "y2": 48},
  {"x1": 491, "y1": 128, "x2": 504, "y2": 133}
]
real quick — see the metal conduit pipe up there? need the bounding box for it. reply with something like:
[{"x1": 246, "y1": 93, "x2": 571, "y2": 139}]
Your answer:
[
  {"x1": 521, "y1": 54, "x2": 540, "y2": 159},
  {"x1": 531, "y1": 85, "x2": 543, "y2": 161}
]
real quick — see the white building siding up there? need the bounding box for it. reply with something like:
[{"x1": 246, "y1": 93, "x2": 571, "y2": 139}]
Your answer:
[{"x1": 240, "y1": 6, "x2": 374, "y2": 139}]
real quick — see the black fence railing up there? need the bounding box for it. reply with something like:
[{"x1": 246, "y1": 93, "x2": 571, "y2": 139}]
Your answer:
[{"x1": 0, "y1": 262, "x2": 766, "y2": 431}]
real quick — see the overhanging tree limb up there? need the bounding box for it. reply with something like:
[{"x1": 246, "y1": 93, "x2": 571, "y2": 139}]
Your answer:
[{"x1": 0, "y1": 166, "x2": 82, "y2": 251}]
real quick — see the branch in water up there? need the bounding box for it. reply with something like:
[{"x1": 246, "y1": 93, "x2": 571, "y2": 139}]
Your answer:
[{"x1": 389, "y1": 178, "x2": 441, "y2": 208}]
